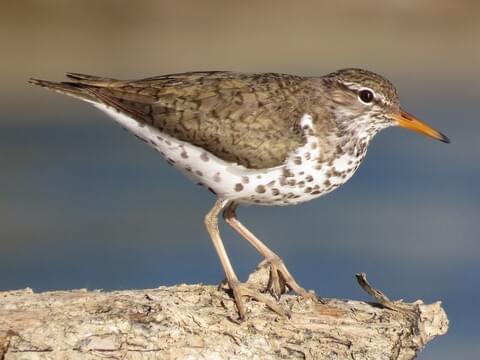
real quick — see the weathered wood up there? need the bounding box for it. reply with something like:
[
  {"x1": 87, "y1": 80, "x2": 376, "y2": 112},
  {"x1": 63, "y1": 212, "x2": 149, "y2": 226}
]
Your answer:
[{"x1": 0, "y1": 266, "x2": 448, "y2": 359}]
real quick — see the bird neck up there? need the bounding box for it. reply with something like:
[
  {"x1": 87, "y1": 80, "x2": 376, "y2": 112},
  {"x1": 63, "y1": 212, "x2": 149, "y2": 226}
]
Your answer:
[
  {"x1": 336, "y1": 112, "x2": 391, "y2": 145},
  {"x1": 325, "y1": 113, "x2": 390, "y2": 163}
]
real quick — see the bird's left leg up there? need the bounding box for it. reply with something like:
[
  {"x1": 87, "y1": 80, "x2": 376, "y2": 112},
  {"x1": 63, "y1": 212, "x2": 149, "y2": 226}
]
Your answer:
[
  {"x1": 206, "y1": 198, "x2": 285, "y2": 319},
  {"x1": 223, "y1": 202, "x2": 317, "y2": 300}
]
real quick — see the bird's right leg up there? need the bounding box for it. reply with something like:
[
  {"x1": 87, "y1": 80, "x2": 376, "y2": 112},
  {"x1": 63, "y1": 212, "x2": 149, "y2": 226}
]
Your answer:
[
  {"x1": 222, "y1": 202, "x2": 318, "y2": 301},
  {"x1": 205, "y1": 198, "x2": 284, "y2": 319}
]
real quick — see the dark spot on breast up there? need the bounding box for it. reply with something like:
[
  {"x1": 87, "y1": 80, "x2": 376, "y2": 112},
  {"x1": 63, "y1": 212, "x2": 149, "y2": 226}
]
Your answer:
[
  {"x1": 156, "y1": 136, "x2": 164, "y2": 141},
  {"x1": 293, "y1": 156, "x2": 302, "y2": 165},
  {"x1": 297, "y1": 181, "x2": 305, "y2": 188},
  {"x1": 311, "y1": 190, "x2": 322, "y2": 195},
  {"x1": 200, "y1": 153, "x2": 209, "y2": 162},
  {"x1": 306, "y1": 175, "x2": 314, "y2": 182},
  {"x1": 304, "y1": 187, "x2": 312, "y2": 193},
  {"x1": 287, "y1": 179, "x2": 296, "y2": 186},
  {"x1": 271, "y1": 188, "x2": 280, "y2": 196},
  {"x1": 195, "y1": 170, "x2": 203, "y2": 177},
  {"x1": 283, "y1": 169, "x2": 294, "y2": 178},
  {"x1": 234, "y1": 183, "x2": 244, "y2": 192},
  {"x1": 324, "y1": 179, "x2": 331, "y2": 187},
  {"x1": 181, "y1": 151, "x2": 189, "y2": 159},
  {"x1": 241, "y1": 176, "x2": 250, "y2": 184},
  {"x1": 332, "y1": 169, "x2": 342, "y2": 177},
  {"x1": 304, "y1": 152, "x2": 311, "y2": 160},
  {"x1": 213, "y1": 173, "x2": 221, "y2": 182},
  {"x1": 356, "y1": 143, "x2": 367, "y2": 157},
  {"x1": 255, "y1": 185, "x2": 266, "y2": 193},
  {"x1": 135, "y1": 135, "x2": 148, "y2": 143},
  {"x1": 310, "y1": 142, "x2": 317, "y2": 150},
  {"x1": 267, "y1": 180, "x2": 275, "y2": 187},
  {"x1": 150, "y1": 140, "x2": 157, "y2": 145}
]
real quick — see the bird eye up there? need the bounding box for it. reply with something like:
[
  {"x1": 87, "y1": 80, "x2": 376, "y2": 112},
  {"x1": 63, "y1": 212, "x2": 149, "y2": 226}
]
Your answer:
[{"x1": 358, "y1": 89, "x2": 374, "y2": 104}]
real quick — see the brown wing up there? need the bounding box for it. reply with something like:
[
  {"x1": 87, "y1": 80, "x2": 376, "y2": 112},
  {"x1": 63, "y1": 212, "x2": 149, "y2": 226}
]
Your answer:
[{"x1": 32, "y1": 72, "x2": 312, "y2": 169}]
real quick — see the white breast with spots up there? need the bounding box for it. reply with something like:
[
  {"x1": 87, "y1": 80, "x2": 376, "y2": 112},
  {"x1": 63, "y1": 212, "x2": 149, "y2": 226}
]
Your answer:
[{"x1": 95, "y1": 105, "x2": 363, "y2": 206}]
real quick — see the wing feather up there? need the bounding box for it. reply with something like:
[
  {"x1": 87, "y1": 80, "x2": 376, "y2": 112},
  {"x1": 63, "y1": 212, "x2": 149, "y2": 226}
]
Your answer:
[{"x1": 33, "y1": 72, "x2": 312, "y2": 169}]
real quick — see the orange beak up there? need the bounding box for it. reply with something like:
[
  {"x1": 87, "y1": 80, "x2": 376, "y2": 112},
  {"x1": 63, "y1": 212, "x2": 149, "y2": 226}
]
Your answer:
[{"x1": 392, "y1": 109, "x2": 450, "y2": 143}]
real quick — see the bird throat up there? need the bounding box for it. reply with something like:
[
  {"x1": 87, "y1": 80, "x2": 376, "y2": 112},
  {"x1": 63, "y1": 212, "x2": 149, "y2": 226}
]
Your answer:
[{"x1": 334, "y1": 110, "x2": 392, "y2": 148}]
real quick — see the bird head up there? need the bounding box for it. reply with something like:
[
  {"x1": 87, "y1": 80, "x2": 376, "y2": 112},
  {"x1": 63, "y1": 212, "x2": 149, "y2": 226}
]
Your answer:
[{"x1": 322, "y1": 68, "x2": 450, "y2": 143}]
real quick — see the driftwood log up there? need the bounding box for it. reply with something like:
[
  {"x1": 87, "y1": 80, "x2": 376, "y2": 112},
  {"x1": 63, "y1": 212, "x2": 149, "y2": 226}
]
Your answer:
[{"x1": 0, "y1": 265, "x2": 448, "y2": 360}]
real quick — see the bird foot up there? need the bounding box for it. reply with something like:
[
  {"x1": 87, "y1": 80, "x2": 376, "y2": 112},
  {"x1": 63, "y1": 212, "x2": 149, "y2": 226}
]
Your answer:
[
  {"x1": 221, "y1": 279, "x2": 289, "y2": 320},
  {"x1": 258, "y1": 257, "x2": 319, "y2": 302},
  {"x1": 218, "y1": 257, "x2": 319, "y2": 319}
]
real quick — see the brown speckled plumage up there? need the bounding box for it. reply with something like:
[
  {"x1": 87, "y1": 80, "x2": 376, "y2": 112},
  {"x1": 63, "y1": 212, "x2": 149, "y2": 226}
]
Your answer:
[{"x1": 48, "y1": 71, "x2": 331, "y2": 169}]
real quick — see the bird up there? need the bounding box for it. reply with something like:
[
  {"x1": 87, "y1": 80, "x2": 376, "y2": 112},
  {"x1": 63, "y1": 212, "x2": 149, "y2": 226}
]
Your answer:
[{"x1": 29, "y1": 69, "x2": 449, "y2": 319}]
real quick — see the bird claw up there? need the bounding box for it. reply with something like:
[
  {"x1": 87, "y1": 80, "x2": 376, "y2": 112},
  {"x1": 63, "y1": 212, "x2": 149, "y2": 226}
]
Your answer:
[
  {"x1": 261, "y1": 257, "x2": 319, "y2": 302},
  {"x1": 265, "y1": 260, "x2": 287, "y2": 299},
  {"x1": 219, "y1": 258, "x2": 319, "y2": 319},
  {"x1": 225, "y1": 280, "x2": 289, "y2": 320}
]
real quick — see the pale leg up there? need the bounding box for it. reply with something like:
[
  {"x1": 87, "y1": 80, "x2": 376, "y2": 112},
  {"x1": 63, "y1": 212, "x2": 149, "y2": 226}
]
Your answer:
[
  {"x1": 223, "y1": 202, "x2": 317, "y2": 300},
  {"x1": 205, "y1": 198, "x2": 285, "y2": 319}
]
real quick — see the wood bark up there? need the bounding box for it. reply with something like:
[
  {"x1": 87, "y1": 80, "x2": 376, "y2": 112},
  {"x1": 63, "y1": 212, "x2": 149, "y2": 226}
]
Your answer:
[{"x1": 0, "y1": 266, "x2": 448, "y2": 360}]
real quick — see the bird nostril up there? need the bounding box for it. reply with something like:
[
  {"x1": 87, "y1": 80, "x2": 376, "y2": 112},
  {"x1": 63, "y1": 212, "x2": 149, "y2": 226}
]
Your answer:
[{"x1": 401, "y1": 112, "x2": 414, "y2": 121}]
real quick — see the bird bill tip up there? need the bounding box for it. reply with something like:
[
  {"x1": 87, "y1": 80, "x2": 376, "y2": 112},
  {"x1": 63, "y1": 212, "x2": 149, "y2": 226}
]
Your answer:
[
  {"x1": 437, "y1": 132, "x2": 450, "y2": 144},
  {"x1": 394, "y1": 109, "x2": 450, "y2": 144}
]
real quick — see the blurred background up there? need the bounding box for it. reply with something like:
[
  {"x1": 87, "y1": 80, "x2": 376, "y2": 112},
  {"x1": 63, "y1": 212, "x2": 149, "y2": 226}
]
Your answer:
[{"x1": 1, "y1": 0, "x2": 478, "y2": 358}]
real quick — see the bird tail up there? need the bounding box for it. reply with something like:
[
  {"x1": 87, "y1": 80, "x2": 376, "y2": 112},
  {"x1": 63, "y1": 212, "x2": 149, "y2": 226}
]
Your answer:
[
  {"x1": 28, "y1": 73, "x2": 122, "y2": 103},
  {"x1": 64, "y1": 72, "x2": 122, "y2": 87},
  {"x1": 28, "y1": 78, "x2": 97, "y2": 103}
]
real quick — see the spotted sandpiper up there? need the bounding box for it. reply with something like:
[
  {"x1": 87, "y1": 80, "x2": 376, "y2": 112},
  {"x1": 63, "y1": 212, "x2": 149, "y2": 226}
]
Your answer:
[{"x1": 29, "y1": 69, "x2": 449, "y2": 318}]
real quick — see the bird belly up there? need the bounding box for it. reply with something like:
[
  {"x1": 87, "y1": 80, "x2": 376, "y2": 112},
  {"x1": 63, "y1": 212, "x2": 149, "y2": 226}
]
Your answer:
[{"x1": 95, "y1": 105, "x2": 362, "y2": 206}]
